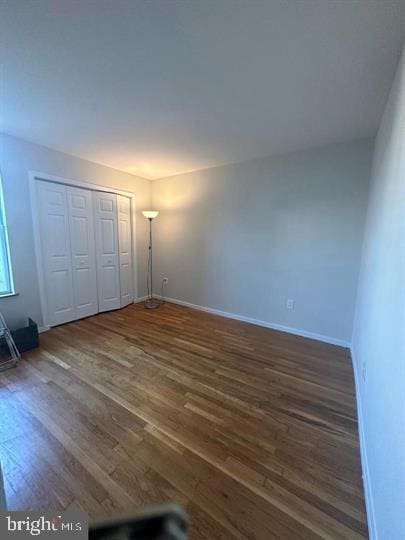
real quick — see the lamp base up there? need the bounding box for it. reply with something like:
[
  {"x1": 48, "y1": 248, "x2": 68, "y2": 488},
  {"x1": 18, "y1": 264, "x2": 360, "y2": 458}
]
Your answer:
[{"x1": 144, "y1": 299, "x2": 160, "y2": 309}]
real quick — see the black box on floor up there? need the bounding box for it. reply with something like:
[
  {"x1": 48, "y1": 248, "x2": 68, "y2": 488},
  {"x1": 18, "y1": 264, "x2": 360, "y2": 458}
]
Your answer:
[{"x1": 11, "y1": 318, "x2": 39, "y2": 353}]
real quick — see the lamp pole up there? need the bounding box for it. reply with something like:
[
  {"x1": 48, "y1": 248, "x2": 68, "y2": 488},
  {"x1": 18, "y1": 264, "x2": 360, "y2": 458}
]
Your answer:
[
  {"x1": 149, "y1": 217, "x2": 153, "y2": 301},
  {"x1": 144, "y1": 212, "x2": 160, "y2": 309}
]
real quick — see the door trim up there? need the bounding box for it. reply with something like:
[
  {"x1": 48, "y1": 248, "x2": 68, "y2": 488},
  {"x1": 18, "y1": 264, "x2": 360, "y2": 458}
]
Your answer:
[{"x1": 29, "y1": 171, "x2": 138, "y2": 329}]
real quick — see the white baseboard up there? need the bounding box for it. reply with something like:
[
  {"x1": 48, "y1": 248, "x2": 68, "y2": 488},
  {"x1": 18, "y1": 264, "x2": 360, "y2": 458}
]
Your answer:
[
  {"x1": 351, "y1": 345, "x2": 377, "y2": 540},
  {"x1": 133, "y1": 295, "x2": 148, "y2": 304},
  {"x1": 38, "y1": 325, "x2": 50, "y2": 334},
  {"x1": 152, "y1": 293, "x2": 350, "y2": 348}
]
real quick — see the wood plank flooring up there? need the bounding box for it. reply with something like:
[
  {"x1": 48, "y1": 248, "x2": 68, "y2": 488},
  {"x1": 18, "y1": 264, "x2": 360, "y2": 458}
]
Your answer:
[{"x1": 0, "y1": 302, "x2": 367, "y2": 539}]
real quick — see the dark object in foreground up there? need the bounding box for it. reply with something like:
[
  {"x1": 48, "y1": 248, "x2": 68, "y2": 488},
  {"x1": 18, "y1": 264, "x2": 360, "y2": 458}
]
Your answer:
[
  {"x1": 11, "y1": 317, "x2": 39, "y2": 353},
  {"x1": 89, "y1": 504, "x2": 187, "y2": 540}
]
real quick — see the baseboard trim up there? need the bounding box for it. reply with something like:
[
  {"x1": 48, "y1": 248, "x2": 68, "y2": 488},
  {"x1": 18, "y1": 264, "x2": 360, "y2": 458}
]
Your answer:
[
  {"x1": 351, "y1": 345, "x2": 377, "y2": 539},
  {"x1": 134, "y1": 296, "x2": 148, "y2": 304},
  {"x1": 152, "y1": 294, "x2": 350, "y2": 348},
  {"x1": 38, "y1": 326, "x2": 50, "y2": 334}
]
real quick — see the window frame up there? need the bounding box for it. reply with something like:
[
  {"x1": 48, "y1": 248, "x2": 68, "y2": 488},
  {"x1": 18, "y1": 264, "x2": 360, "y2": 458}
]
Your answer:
[{"x1": 0, "y1": 172, "x2": 15, "y2": 297}]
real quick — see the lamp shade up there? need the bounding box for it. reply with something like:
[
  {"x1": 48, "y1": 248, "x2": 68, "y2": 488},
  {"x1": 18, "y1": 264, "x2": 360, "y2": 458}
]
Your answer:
[{"x1": 142, "y1": 210, "x2": 159, "y2": 219}]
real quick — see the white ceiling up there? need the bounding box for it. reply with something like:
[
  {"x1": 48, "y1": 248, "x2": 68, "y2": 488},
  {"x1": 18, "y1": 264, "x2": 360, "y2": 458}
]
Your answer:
[{"x1": 1, "y1": 1, "x2": 405, "y2": 179}]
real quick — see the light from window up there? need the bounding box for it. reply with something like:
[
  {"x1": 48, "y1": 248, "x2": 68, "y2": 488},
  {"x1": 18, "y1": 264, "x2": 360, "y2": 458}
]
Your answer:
[{"x1": 0, "y1": 174, "x2": 14, "y2": 295}]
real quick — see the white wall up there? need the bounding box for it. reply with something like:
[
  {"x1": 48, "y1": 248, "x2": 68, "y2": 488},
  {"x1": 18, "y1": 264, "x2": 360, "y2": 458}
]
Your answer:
[
  {"x1": 0, "y1": 133, "x2": 151, "y2": 329},
  {"x1": 151, "y1": 139, "x2": 373, "y2": 343},
  {"x1": 352, "y1": 47, "x2": 405, "y2": 539}
]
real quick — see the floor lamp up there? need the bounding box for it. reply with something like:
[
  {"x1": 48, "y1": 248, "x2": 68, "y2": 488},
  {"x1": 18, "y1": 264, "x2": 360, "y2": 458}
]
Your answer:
[{"x1": 142, "y1": 210, "x2": 160, "y2": 309}]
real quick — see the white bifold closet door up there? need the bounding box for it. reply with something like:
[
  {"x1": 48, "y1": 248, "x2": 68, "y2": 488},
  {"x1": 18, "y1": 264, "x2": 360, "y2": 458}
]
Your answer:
[
  {"x1": 93, "y1": 191, "x2": 121, "y2": 312},
  {"x1": 37, "y1": 181, "x2": 75, "y2": 326},
  {"x1": 66, "y1": 186, "x2": 98, "y2": 319},
  {"x1": 117, "y1": 195, "x2": 133, "y2": 307},
  {"x1": 37, "y1": 181, "x2": 134, "y2": 326},
  {"x1": 37, "y1": 181, "x2": 98, "y2": 326}
]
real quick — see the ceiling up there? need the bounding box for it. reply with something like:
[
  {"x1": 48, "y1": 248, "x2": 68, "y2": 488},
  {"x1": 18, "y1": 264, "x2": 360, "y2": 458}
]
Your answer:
[{"x1": 1, "y1": 1, "x2": 405, "y2": 179}]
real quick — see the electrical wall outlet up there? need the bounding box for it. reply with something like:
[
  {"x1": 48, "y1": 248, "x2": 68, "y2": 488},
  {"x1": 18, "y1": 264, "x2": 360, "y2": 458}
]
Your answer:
[
  {"x1": 286, "y1": 298, "x2": 295, "y2": 310},
  {"x1": 162, "y1": 277, "x2": 169, "y2": 284}
]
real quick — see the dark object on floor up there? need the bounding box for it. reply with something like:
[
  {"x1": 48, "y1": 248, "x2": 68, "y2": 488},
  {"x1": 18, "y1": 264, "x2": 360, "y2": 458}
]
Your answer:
[
  {"x1": 89, "y1": 504, "x2": 187, "y2": 540},
  {"x1": 11, "y1": 318, "x2": 39, "y2": 353}
]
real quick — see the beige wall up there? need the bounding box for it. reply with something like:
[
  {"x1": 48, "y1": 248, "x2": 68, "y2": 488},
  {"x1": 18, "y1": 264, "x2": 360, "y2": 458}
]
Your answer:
[
  {"x1": 0, "y1": 132, "x2": 374, "y2": 345},
  {"x1": 352, "y1": 47, "x2": 405, "y2": 539},
  {"x1": 0, "y1": 133, "x2": 151, "y2": 328},
  {"x1": 151, "y1": 139, "x2": 373, "y2": 343}
]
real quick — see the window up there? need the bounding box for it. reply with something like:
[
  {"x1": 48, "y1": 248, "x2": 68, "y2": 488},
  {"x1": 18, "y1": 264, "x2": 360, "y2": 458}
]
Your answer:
[{"x1": 0, "y1": 174, "x2": 14, "y2": 295}]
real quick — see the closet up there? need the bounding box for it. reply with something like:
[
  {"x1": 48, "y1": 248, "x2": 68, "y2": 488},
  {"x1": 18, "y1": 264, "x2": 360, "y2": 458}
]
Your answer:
[
  {"x1": 93, "y1": 191, "x2": 121, "y2": 312},
  {"x1": 36, "y1": 179, "x2": 134, "y2": 327}
]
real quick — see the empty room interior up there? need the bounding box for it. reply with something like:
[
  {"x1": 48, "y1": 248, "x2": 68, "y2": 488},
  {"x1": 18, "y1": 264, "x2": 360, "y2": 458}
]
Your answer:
[{"x1": 0, "y1": 1, "x2": 404, "y2": 539}]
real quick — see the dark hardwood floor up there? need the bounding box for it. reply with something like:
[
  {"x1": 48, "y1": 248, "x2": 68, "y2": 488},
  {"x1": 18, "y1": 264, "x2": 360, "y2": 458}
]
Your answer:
[{"x1": 0, "y1": 302, "x2": 367, "y2": 538}]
